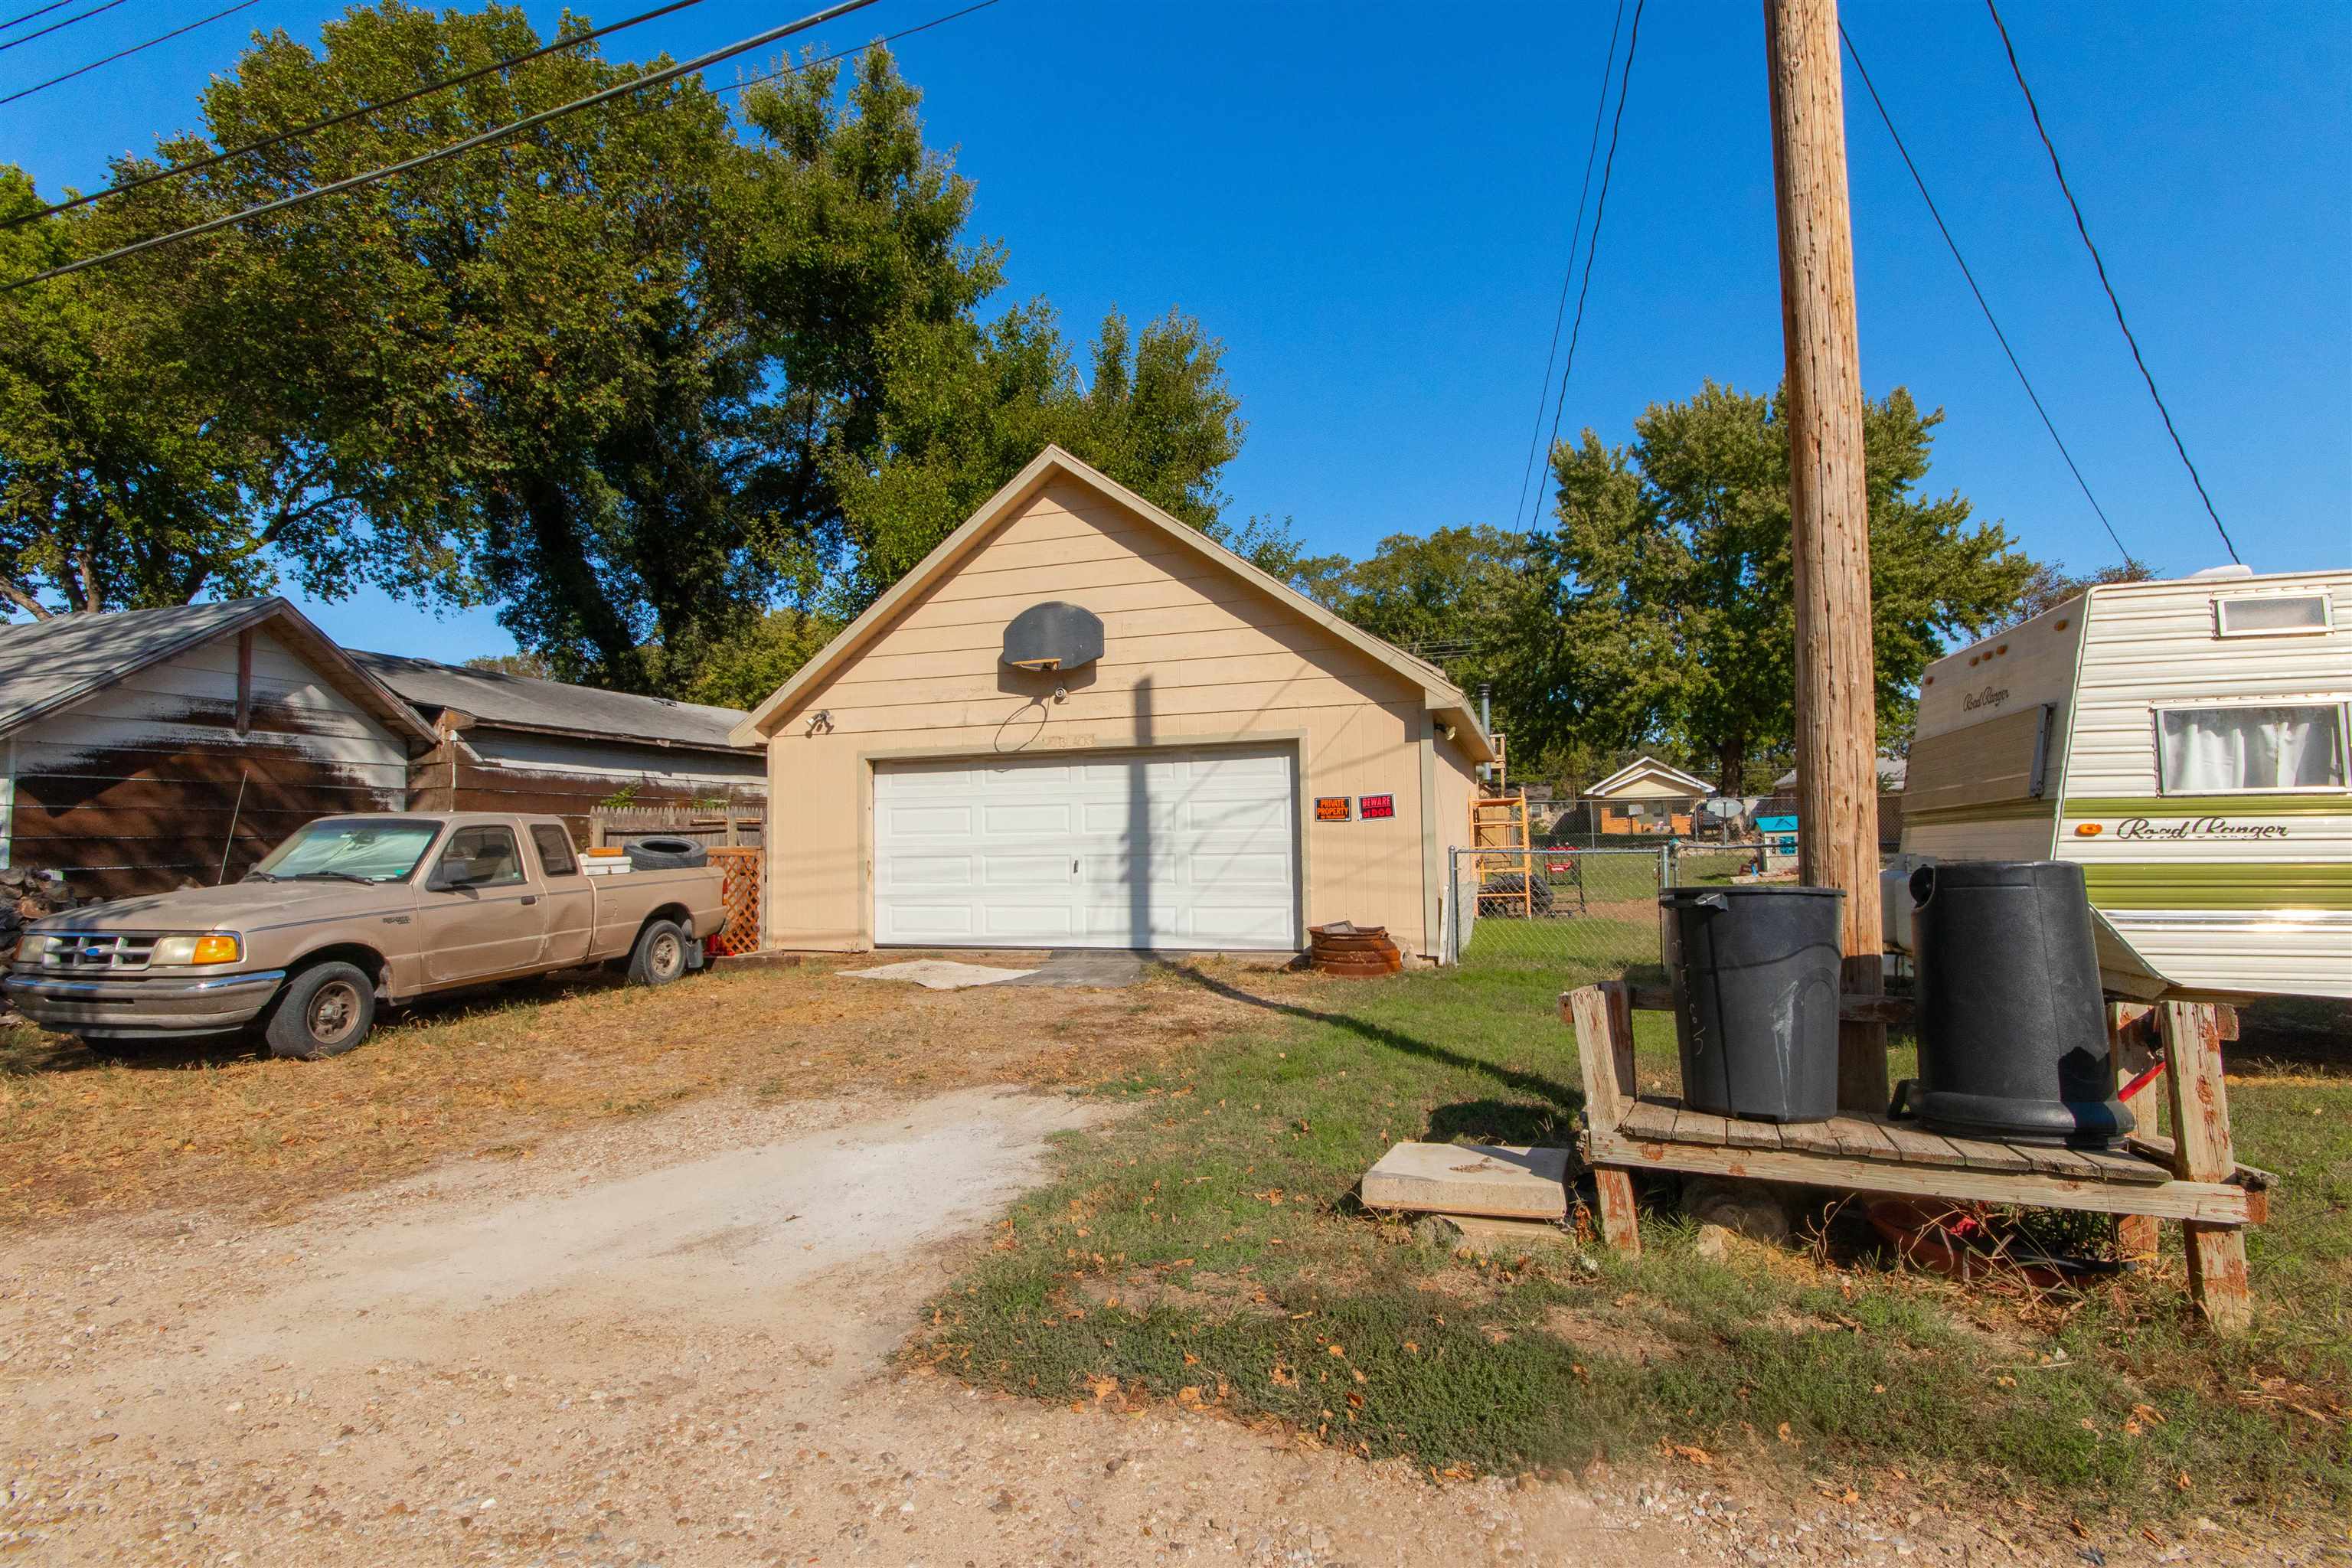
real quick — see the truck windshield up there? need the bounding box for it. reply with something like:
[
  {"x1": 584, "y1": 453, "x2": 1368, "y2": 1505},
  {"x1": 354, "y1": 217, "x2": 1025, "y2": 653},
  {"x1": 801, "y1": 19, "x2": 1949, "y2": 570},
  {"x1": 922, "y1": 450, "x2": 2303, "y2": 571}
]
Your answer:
[{"x1": 250, "y1": 820, "x2": 442, "y2": 884}]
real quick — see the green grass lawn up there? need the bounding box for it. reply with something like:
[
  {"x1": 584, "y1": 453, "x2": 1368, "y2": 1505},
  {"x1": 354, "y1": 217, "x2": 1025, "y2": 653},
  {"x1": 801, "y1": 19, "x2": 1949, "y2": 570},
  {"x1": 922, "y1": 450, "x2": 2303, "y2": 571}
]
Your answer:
[{"x1": 919, "y1": 949, "x2": 2351, "y2": 1523}]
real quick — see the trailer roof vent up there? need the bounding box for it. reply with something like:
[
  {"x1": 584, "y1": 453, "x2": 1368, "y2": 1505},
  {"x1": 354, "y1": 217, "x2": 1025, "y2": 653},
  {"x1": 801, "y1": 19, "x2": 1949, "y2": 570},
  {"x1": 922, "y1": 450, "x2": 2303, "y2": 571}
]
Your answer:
[{"x1": 1002, "y1": 601, "x2": 1104, "y2": 672}]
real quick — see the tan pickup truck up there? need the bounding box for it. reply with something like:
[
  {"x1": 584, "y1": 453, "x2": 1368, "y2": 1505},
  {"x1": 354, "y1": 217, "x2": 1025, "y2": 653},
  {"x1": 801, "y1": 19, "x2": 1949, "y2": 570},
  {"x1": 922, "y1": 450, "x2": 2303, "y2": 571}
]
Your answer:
[{"x1": 5, "y1": 812, "x2": 726, "y2": 1060}]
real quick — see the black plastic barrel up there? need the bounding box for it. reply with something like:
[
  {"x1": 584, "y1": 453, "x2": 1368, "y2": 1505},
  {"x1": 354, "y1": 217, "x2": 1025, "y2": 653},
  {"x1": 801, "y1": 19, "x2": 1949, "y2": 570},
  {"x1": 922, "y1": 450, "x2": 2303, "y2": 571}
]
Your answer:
[
  {"x1": 1900, "y1": 861, "x2": 2133, "y2": 1150},
  {"x1": 1658, "y1": 886, "x2": 1845, "y2": 1122}
]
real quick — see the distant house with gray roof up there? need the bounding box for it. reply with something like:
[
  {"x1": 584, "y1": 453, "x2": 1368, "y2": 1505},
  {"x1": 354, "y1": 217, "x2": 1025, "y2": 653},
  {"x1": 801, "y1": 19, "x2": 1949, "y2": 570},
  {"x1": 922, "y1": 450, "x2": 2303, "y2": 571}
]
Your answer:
[
  {"x1": 0, "y1": 599, "x2": 436, "y2": 895},
  {"x1": 347, "y1": 650, "x2": 764, "y2": 838}
]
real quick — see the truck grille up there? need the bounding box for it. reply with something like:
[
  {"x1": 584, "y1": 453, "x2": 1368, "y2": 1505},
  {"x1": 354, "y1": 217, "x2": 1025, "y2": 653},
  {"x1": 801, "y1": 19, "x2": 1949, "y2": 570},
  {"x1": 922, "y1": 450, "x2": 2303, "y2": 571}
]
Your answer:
[{"x1": 35, "y1": 933, "x2": 158, "y2": 972}]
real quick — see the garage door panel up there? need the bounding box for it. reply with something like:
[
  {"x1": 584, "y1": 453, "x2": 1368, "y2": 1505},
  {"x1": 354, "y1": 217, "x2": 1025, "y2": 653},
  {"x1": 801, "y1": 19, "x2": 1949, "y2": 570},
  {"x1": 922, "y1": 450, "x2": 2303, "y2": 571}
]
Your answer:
[
  {"x1": 982, "y1": 905, "x2": 1078, "y2": 939},
  {"x1": 881, "y1": 903, "x2": 978, "y2": 940},
  {"x1": 876, "y1": 745, "x2": 1298, "y2": 951},
  {"x1": 885, "y1": 854, "x2": 974, "y2": 887},
  {"x1": 884, "y1": 804, "x2": 975, "y2": 839},
  {"x1": 981, "y1": 853, "x2": 1073, "y2": 886},
  {"x1": 981, "y1": 801, "x2": 1075, "y2": 835}
]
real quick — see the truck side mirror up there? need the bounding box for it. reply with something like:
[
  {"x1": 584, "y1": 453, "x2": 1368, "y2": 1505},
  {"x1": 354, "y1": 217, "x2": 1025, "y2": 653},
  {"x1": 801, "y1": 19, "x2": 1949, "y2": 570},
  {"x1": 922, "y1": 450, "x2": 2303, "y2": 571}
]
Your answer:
[{"x1": 427, "y1": 854, "x2": 477, "y2": 893}]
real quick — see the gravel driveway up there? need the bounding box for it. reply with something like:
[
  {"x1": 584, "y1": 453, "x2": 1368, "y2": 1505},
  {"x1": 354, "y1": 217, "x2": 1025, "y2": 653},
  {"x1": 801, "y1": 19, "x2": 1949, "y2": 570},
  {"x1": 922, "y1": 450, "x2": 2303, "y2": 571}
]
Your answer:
[{"x1": 0, "y1": 1082, "x2": 2213, "y2": 1566}]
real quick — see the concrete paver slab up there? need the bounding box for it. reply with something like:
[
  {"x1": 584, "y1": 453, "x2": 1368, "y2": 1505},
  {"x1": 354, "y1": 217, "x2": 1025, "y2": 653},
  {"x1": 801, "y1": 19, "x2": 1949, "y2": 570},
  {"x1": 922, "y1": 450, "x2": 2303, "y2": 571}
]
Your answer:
[{"x1": 1361, "y1": 1141, "x2": 1571, "y2": 1219}]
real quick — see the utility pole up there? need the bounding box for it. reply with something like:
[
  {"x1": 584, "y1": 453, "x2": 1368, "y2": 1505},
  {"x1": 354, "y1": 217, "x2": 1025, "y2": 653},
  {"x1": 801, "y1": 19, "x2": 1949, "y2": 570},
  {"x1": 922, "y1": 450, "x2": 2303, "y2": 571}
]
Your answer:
[{"x1": 1764, "y1": 0, "x2": 1886, "y2": 1114}]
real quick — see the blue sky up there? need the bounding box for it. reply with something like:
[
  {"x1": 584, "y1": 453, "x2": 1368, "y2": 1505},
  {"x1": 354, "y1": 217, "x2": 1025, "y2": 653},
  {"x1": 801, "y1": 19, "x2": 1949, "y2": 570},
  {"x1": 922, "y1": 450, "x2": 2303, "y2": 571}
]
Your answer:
[{"x1": 5, "y1": 0, "x2": 2346, "y2": 659}]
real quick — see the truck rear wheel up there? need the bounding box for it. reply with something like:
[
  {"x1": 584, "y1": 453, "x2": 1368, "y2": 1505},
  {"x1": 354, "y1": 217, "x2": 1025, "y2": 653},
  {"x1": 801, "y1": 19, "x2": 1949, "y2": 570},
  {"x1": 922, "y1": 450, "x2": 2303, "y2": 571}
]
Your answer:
[
  {"x1": 265, "y1": 961, "x2": 376, "y2": 1060},
  {"x1": 627, "y1": 920, "x2": 688, "y2": 987}
]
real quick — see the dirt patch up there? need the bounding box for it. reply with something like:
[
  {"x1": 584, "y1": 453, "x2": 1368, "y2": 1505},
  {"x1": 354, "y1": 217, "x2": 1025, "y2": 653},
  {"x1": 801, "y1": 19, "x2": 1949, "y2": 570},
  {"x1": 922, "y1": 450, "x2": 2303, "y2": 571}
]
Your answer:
[
  {"x1": 0, "y1": 954, "x2": 1302, "y2": 1233},
  {"x1": 1544, "y1": 1305, "x2": 1685, "y2": 1364},
  {"x1": 1073, "y1": 1266, "x2": 1286, "y2": 1321}
]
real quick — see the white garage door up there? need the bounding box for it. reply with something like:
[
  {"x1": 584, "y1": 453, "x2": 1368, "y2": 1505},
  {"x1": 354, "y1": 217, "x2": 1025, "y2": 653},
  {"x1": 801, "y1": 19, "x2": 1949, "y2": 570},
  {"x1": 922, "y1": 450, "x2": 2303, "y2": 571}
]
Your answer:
[{"x1": 874, "y1": 746, "x2": 1299, "y2": 950}]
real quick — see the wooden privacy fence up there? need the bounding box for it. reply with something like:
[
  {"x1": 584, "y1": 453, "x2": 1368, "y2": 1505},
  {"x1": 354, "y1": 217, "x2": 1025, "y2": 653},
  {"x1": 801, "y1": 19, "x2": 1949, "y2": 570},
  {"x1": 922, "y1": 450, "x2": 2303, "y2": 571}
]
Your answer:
[{"x1": 587, "y1": 807, "x2": 764, "y2": 849}]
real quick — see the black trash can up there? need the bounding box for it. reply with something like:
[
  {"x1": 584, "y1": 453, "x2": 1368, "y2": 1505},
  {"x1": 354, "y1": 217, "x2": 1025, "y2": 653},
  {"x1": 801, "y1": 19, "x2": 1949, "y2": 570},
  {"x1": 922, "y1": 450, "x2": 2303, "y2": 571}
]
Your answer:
[
  {"x1": 1900, "y1": 860, "x2": 2133, "y2": 1150},
  {"x1": 1658, "y1": 886, "x2": 1845, "y2": 1122}
]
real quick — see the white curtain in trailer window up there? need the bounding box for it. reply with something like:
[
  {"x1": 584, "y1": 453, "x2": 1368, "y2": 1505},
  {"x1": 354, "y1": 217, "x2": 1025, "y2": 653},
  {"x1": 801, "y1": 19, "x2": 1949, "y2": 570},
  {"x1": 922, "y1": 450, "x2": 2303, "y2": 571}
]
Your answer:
[
  {"x1": 872, "y1": 746, "x2": 1300, "y2": 950},
  {"x1": 2157, "y1": 704, "x2": 2347, "y2": 792}
]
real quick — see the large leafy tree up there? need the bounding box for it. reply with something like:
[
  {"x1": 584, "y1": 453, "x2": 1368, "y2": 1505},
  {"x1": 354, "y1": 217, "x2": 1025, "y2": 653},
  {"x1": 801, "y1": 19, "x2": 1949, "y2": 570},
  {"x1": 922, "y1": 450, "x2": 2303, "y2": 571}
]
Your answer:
[
  {"x1": 1503, "y1": 380, "x2": 2031, "y2": 792},
  {"x1": 0, "y1": 5, "x2": 1246, "y2": 701}
]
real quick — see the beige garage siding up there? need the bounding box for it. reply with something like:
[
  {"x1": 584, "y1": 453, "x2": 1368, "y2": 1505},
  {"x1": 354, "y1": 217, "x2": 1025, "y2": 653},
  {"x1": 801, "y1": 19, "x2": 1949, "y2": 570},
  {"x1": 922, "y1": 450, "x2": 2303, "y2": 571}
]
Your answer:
[{"x1": 765, "y1": 475, "x2": 1450, "y2": 953}]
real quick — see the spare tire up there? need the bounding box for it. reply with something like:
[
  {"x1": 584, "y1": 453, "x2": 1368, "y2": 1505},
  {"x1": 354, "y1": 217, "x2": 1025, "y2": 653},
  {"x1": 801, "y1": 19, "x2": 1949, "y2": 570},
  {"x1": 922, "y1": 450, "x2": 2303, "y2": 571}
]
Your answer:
[{"x1": 623, "y1": 835, "x2": 709, "y2": 869}]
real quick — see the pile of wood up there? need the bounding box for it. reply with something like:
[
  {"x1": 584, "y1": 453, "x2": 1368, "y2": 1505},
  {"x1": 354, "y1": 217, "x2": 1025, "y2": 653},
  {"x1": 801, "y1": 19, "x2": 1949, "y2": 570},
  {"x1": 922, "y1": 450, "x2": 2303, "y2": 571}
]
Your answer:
[
  {"x1": 0, "y1": 869, "x2": 77, "y2": 1016},
  {"x1": 1308, "y1": 921, "x2": 1402, "y2": 977}
]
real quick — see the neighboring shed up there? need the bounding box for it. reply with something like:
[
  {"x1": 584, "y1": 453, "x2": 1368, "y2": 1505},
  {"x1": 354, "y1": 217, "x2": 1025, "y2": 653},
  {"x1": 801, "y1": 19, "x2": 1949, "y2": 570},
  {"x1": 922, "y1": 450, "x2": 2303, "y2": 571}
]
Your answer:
[
  {"x1": 351, "y1": 651, "x2": 766, "y2": 842},
  {"x1": 1583, "y1": 756, "x2": 1715, "y2": 836},
  {"x1": 730, "y1": 445, "x2": 1496, "y2": 959},
  {"x1": 0, "y1": 599, "x2": 436, "y2": 897}
]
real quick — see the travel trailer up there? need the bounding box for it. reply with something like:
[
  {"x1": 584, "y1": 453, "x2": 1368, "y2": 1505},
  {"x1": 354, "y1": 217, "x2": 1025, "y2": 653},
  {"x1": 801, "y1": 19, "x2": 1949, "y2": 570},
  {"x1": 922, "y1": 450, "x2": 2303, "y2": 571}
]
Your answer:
[{"x1": 1898, "y1": 566, "x2": 2349, "y2": 1002}]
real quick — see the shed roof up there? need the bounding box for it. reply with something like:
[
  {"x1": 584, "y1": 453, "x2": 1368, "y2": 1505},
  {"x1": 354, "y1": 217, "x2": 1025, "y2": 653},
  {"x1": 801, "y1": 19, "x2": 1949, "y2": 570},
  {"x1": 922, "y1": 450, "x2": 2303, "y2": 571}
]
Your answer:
[
  {"x1": 1771, "y1": 756, "x2": 1908, "y2": 792},
  {"x1": 1586, "y1": 756, "x2": 1715, "y2": 798},
  {"x1": 349, "y1": 649, "x2": 754, "y2": 753},
  {"x1": 730, "y1": 445, "x2": 1495, "y2": 762},
  {"x1": 0, "y1": 598, "x2": 437, "y2": 747}
]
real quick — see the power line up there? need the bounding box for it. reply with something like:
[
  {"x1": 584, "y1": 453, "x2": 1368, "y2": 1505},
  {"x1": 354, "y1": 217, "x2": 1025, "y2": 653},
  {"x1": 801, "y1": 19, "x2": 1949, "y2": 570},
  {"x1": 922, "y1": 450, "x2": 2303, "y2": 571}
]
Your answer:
[
  {"x1": 1838, "y1": 23, "x2": 2133, "y2": 566},
  {"x1": 1982, "y1": 0, "x2": 2239, "y2": 565},
  {"x1": 6, "y1": 0, "x2": 711, "y2": 228},
  {"x1": 1534, "y1": 0, "x2": 1645, "y2": 527},
  {"x1": 1511, "y1": 0, "x2": 1625, "y2": 534},
  {"x1": 708, "y1": 0, "x2": 1001, "y2": 100},
  {"x1": 0, "y1": 0, "x2": 259, "y2": 110},
  {"x1": 2, "y1": 0, "x2": 884, "y2": 292},
  {"x1": 0, "y1": 0, "x2": 82, "y2": 34},
  {"x1": 0, "y1": 0, "x2": 126, "y2": 54}
]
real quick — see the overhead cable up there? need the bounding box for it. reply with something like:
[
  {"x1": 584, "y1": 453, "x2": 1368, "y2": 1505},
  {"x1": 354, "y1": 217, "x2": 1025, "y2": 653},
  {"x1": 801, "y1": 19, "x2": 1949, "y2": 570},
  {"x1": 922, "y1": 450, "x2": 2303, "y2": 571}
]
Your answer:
[
  {"x1": 1982, "y1": 0, "x2": 2239, "y2": 564},
  {"x1": 0, "y1": 0, "x2": 82, "y2": 33},
  {"x1": 709, "y1": 0, "x2": 1001, "y2": 100},
  {"x1": 0, "y1": 0, "x2": 259, "y2": 109},
  {"x1": 5, "y1": 0, "x2": 711, "y2": 227},
  {"x1": 1839, "y1": 22, "x2": 2133, "y2": 565},
  {"x1": 0, "y1": 0, "x2": 126, "y2": 54},
  {"x1": 1511, "y1": 0, "x2": 1625, "y2": 534},
  {"x1": 1, "y1": 0, "x2": 884, "y2": 291},
  {"x1": 1533, "y1": 0, "x2": 1646, "y2": 526}
]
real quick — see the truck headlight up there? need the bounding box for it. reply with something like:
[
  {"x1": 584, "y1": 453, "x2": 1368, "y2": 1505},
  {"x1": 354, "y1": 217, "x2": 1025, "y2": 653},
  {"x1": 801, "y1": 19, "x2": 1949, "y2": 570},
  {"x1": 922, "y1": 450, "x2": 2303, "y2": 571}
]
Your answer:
[
  {"x1": 153, "y1": 934, "x2": 242, "y2": 965},
  {"x1": 11, "y1": 933, "x2": 44, "y2": 963}
]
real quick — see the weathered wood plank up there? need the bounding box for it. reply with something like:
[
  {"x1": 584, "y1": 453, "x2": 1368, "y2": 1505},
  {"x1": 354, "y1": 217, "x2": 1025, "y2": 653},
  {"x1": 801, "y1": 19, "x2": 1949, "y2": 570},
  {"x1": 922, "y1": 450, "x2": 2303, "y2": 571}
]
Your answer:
[
  {"x1": 2072, "y1": 1147, "x2": 2171, "y2": 1186},
  {"x1": 2162, "y1": 1001, "x2": 2252, "y2": 1334},
  {"x1": 1932, "y1": 1131, "x2": 2035, "y2": 1175},
  {"x1": 1671, "y1": 1106, "x2": 1736, "y2": 1147},
  {"x1": 2127, "y1": 1132, "x2": 2275, "y2": 1191},
  {"x1": 1621, "y1": 1101, "x2": 1681, "y2": 1142},
  {"x1": 1826, "y1": 1116, "x2": 1901, "y2": 1162},
  {"x1": 1778, "y1": 1119, "x2": 1845, "y2": 1157},
  {"x1": 1583, "y1": 1131, "x2": 2259, "y2": 1227},
  {"x1": 1873, "y1": 1119, "x2": 1971, "y2": 1169},
  {"x1": 1592, "y1": 1168, "x2": 1642, "y2": 1257},
  {"x1": 1720, "y1": 1116, "x2": 1785, "y2": 1152},
  {"x1": 1564, "y1": 986, "x2": 1628, "y2": 1130}
]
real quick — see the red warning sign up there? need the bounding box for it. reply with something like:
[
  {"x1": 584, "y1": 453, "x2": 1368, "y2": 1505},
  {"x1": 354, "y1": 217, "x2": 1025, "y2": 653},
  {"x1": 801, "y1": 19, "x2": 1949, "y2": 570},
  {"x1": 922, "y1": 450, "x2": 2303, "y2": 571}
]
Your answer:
[{"x1": 1359, "y1": 793, "x2": 1396, "y2": 820}]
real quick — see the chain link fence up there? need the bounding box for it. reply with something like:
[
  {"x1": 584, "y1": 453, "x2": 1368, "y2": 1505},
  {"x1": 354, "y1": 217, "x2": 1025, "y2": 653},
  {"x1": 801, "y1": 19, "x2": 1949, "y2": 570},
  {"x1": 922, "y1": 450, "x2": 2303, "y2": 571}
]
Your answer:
[{"x1": 1444, "y1": 841, "x2": 1762, "y2": 979}]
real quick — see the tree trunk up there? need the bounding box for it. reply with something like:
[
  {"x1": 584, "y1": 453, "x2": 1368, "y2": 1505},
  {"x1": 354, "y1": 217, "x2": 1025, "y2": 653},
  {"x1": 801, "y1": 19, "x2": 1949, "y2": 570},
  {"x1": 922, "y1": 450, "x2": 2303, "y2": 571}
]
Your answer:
[{"x1": 1716, "y1": 736, "x2": 1747, "y2": 797}]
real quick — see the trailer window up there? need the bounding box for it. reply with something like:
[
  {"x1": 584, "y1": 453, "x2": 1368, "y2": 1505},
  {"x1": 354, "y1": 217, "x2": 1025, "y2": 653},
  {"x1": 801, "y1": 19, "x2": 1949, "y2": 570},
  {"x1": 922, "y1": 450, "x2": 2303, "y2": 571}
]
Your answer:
[
  {"x1": 2156, "y1": 704, "x2": 2347, "y2": 793},
  {"x1": 2214, "y1": 593, "x2": 2331, "y2": 637}
]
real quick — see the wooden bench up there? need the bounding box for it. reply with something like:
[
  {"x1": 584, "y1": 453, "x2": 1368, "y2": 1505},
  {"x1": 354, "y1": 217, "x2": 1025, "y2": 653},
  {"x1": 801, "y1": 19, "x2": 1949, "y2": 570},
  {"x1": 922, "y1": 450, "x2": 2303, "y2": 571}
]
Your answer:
[{"x1": 1563, "y1": 982, "x2": 2272, "y2": 1331}]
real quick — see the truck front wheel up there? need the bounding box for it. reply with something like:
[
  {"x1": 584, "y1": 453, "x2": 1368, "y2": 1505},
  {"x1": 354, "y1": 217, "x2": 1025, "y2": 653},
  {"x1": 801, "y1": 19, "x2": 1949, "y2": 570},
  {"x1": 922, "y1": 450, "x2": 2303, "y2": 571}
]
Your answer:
[
  {"x1": 627, "y1": 920, "x2": 688, "y2": 987},
  {"x1": 265, "y1": 962, "x2": 377, "y2": 1060}
]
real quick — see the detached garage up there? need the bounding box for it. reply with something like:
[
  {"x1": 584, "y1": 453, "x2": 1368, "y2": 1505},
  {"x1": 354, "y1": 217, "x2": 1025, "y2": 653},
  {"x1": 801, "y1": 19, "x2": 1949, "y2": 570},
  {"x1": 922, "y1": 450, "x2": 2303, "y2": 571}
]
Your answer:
[{"x1": 732, "y1": 446, "x2": 1494, "y2": 959}]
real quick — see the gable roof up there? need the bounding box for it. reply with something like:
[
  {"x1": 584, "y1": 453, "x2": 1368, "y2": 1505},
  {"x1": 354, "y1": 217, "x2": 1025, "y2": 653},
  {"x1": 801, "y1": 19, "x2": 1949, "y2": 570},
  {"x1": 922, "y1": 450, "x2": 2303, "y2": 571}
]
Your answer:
[
  {"x1": 1586, "y1": 755, "x2": 1716, "y2": 798},
  {"x1": 349, "y1": 649, "x2": 753, "y2": 753},
  {"x1": 1772, "y1": 755, "x2": 1908, "y2": 792},
  {"x1": 730, "y1": 446, "x2": 1495, "y2": 760},
  {"x1": 0, "y1": 597, "x2": 437, "y2": 748}
]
